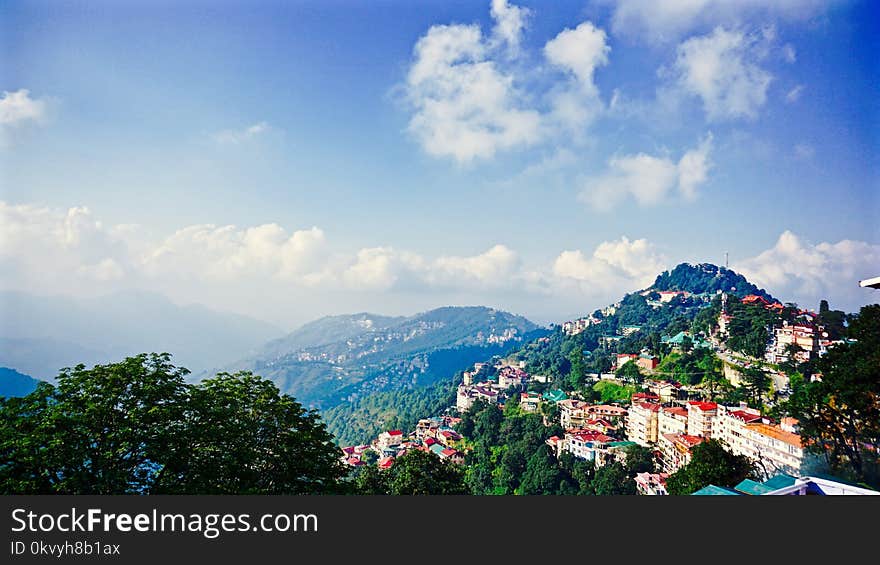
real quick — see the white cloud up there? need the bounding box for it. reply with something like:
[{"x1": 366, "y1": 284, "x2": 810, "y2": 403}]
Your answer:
[
  {"x1": 543, "y1": 22, "x2": 611, "y2": 132},
  {"x1": 213, "y1": 121, "x2": 270, "y2": 144},
  {"x1": 677, "y1": 133, "x2": 714, "y2": 199},
  {"x1": 402, "y1": 2, "x2": 614, "y2": 162},
  {"x1": 782, "y1": 43, "x2": 797, "y2": 63},
  {"x1": 735, "y1": 231, "x2": 880, "y2": 312},
  {"x1": 143, "y1": 222, "x2": 328, "y2": 282},
  {"x1": 553, "y1": 236, "x2": 667, "y2": 294},
  {"x1": 544, "y1": 22, "x2": 610, "y2": 89},
  {"x1": 0, "y1": 90, "x2": 47, "y2": 125},
  {"x1": 0, "y1": 202, "x2": 132, "y2": 294},
  {"x1": 785, "y1": 84, "x2": 805, "y2": 103},
  {"x1": 604, "y1": 0, "x2": 835, "y2": 44},
  {"x1": 673, "y1": 27, "x2": 772, "y2": 121},
  {"x1": 404, "y1": 19, "x2": 543, "y2": 163},
  {"x1": 579, "y1": 133, "x2": 713, "y2": 210},
  {"x1": 490, "y1": 0, "x2": 530, "y2": 53},
  {"x1": 430, "y1": 244, "x2": 520, "y2": 288},
  {"x1": 0, "y1": 89, "x2": 50, "y2": 147}
]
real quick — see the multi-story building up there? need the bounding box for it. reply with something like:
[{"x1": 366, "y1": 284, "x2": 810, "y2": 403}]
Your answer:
[
  {"x1": 635, "y1": 472, "x2": 670, "y2": 495},
  {"x1": 713, "y1": 405, "x2": 804, "y2": 476},
  {"x1": 687, "y1": 401, "x2": 718, "y2": 438},
  {"x1": 658, "y1": 433, "x2": 704, "y2": 473},
  {"x1": 658, "y1": 406, "x2": 689, "y2": 437},
  {"x1": 646, "y1": 380, "x2": 681, "y2": 402},
  {"x1": 498, "y1": 367, "x2": 529, "y2": 390},
  {"x1": 519, "y1": 392, "x2": 543, "y2": 412},
  {"x1": 563, "y1": 430, "x2": 614, "y2": 461},
  {"x1": 456, "y1": 384, "x2": 498, "y2": 412},
  {"x1": 376, "y1": 430, "x2": 404, "y2": 451},
  {"x1": 767, "y1": 322, "x2": 819, "y2": 364},
  {"x1": 558, "y1": 399, "x2": 590, "y2": 429},
  {"x1": 627, "y1": 402, "x2": 660, "y2": 446},
  {"x1": 587, "y1": 404, "x2": 628, "y2": 423}
]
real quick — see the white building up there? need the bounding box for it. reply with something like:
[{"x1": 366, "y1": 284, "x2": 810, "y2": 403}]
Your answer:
[
  {"x1": 635, "y1": 472, "x2": 669, "y2": 495},
  {"x1": 456, "y1": 384, "x2": 498, "y2": 412},
  {"x1": 563, "y1": 430, "x2": 614, "y2": 461},
  {"x1": 558, "y1": 399, "x2": 590, "y2": 429},
  {"x1": 658, "y1": 406, "x2": 689, "y2": 437},
  {"x1": 712, "y1": 404, "x2": 804, "y2": 477},
  {"x1": 626, "y1": 402, "x2": 660, "y2": 446},
  {"x1": 658, "y1": 433, "x2": 704, "y2": 473},
  {"x1": 686, "y1": 401, "x2": 718, "y2": 438}
]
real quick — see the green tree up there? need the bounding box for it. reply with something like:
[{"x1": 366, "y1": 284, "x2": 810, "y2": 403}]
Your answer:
[
  {"x1": 623, "y1": 444, "x2": 656, "y2": 475},
  {"x1": 0, "y1": 354, "x2": 347, "y2": 495},
  {"x1": 615, "y1": 361, "x2": 643, "y2": 384},
  {"x1": 353, "y1": 463, "x2": 390, "y2": 495},
  {"x1": 518, "y1": 446, "x2": 563, "y2": 495},
  {"x1": 665, "y1": 439, "x2": 756, "y2": 495},
  {"x1": 568, "y1": 350, "x2": 588, "y2": 390},
  {"x1": 157, "y1": 371, "x2": 346, "y2": 494},
  {"x1": 384, "y1": 449, "x2": 468, "y2": 495},
  {"x1": 0, "y1": 353, "x2": 189, "y2": 494},
  {"x1": 740, "y1": 367, "x2": 772, "y2": 408},
  {"x1": 591, "y1": 462, "x2": 637, "y2": 495},
  {"x1": 788, "y1": 304, "x2": 880, "y2": 488}
]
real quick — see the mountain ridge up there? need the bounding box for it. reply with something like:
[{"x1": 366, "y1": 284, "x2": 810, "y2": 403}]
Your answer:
[{"x1": 224, "y1": 305, "x2": 547, "y2": 409}]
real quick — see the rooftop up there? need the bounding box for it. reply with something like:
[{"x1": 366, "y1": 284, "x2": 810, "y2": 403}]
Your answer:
[{"x1": 747, "y1": 422, "x2": 802, "y2": 448}]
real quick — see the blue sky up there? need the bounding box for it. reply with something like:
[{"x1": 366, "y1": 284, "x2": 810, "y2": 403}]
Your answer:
[{"x1": 1, "y1": 0, "x2": 878, "y2": 328}]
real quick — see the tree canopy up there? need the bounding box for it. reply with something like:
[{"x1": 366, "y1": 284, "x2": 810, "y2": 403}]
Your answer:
[
  {"x1": 787, "y1": 304, "x2": 880, "y2": 488},
  {"x1": 665, "y1": 439, "x2": 756, "y2": 495},
  {"x1": 0, "y1": 353, "x2": 346, "y2": 494}
]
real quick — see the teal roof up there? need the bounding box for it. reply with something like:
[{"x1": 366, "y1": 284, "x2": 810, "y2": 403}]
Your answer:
[
  {"x1": 607, "y1": 441, "x2": 637, "y2": 448},
  {"x1": 429, "y1": 444, "x2": 445, "y2": 455},
  {"x1": 662, "y1": 331, "x2": 710, "y2": 348},
  {"x1": 735, "y1": 479, "x2": 774, "y2": 495},
  {"x1": 692, "y1": 485, "x2": 742, "y2": 496},
  {"x1": 542, "y1": 389, "x2": 568, "y2": 402},
  {"x1": 762, "y1": 474, "x2": 798, "y2": 490}
]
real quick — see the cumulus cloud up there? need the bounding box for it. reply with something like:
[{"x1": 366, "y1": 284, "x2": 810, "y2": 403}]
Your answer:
[
  {"x1": 543, "y1": 21, "x2": 611, "y2": 131},
  {"x1": 402, "y1": 2, "x2": 615, "y2": 162},
  {"x1": 0, "y1": 90, "x2": 47, "y2": 125},
  {"x1": 143, "y1": 223, "x2": 328, "y2": 282},
  {"x1": 430, "y1": 244, "x2": 521, "y2": 288},
  {"x1": 0, "y1": 202, "x2": 132, "y2": 294},
  {"x1": 404, "y1": 20, "x2": 543, "y2": 163},
  {"x1": 553, "y1": 236, "x2": 667, "y2": 294},
  {"x1": 0, "y1": 89, "x2": 50, "y2": 147},
  {"x1": 213, "y1": 122, "x2": 270, "y2": 144},
  {"x1": 604, "y1": 0, "x2": 835, "y2": 44},
  {"x1": 672, "y1": 27, "x2": 772, "y2": 121},
  {"x1": 490, "y1": 0, "x2": 530, "y2": 53},
  {"x1": 578, "y1": 133, "x2": 713, "y2": 210},
  {"x1": 677, "y1": 133, "x2": 714, "y2": 199},
  {"x1": 735, "y1": 231, "x2": 880, "y2": 312},
  {"x1": 0, "y1": 201, "x2": 533, "y2": 297}
]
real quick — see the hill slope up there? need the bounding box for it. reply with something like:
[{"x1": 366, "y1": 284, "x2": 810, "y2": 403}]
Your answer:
[
  {"x1": 226, "y1": 306, "x2": 547, "y2": 409},
  {"x1": 0, "y1": 367, "x2": 43, "y2": 397},
  {"x1": 651, "y1": 263, "x2": 776, "y2": 301}
]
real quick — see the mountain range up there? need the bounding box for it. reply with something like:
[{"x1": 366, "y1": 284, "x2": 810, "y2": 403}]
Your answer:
[
  {"x1": 221, "y1": 306, "x2": 547, "y2": 409},
  {"x1": 0, "y1": 367, "x2": 42, "y2": 397}
]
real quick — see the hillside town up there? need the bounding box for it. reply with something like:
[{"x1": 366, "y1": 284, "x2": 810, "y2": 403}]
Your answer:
[
  {"x1": 340, "y1": 355, "x2": 814, "y2": 494},
  {"x1": 339, "y1": 279, "x2": 877, "y2": 495}
]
